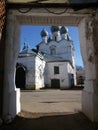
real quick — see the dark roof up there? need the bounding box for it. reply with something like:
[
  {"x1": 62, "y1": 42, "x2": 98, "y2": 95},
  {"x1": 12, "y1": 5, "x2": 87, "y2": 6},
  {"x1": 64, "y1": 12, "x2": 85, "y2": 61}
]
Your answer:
[
  {"x1": 51, "y1": 26, "x2": 61, "y2": 33},
  {"x1": 41, "y1": 28, "x2": 48, "y2": 37}
]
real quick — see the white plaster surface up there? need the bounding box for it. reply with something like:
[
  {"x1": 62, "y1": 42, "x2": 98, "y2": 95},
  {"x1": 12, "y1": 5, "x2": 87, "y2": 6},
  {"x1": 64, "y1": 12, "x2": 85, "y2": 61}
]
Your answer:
[
  {"x1": 45, "y1": 62, "x2": 74, "y2": 89},
  {"x1": 3, "y1": 13, "x2": 21, "y2": 122},
  {"x1": 79, "y1": 17, "x2": 98, "y2": 122}
]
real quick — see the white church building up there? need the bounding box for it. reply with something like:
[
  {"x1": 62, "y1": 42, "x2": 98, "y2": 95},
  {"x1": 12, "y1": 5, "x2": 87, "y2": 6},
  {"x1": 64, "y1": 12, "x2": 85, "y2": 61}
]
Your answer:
[{"x1": 16, "y1": 26, "x2": 76, "y2": 90}]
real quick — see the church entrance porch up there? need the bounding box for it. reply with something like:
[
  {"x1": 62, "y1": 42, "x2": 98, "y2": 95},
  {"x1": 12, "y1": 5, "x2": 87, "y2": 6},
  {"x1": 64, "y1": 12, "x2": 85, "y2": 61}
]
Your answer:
[{"x1": 51, "y1": 79, "x2": 60, "y2": 89}]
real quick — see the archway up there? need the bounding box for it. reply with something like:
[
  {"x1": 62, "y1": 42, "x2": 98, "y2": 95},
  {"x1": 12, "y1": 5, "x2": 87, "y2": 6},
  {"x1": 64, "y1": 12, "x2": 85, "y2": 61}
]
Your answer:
[
  {"x1": 15, "y1": 66, "x2": 26, "y2": 90},
  {"x1": 3, "y1": 7, "x2": 98, "y2": 122}
]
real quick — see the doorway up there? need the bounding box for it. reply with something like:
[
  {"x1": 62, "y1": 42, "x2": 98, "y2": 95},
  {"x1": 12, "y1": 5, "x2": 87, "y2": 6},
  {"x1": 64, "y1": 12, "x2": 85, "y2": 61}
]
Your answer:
[
  {"x1": 15, "y1": 66, "x2": 26, "y2": 89},
  {"x1": 51, "y1": 79, "x2": 60, "y2": 89}
]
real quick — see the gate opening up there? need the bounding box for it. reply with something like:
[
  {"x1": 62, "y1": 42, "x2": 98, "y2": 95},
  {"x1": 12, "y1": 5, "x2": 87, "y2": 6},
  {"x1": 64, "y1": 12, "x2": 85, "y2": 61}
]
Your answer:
[{"x1": 15, "y1": 25, "x2": 83, "y2": 114}]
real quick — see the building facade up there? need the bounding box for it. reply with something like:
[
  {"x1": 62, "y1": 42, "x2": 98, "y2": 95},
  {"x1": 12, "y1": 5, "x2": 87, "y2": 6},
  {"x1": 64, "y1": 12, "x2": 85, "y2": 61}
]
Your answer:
[{"x1": 16, "y1": 26, "x2": 76, "y2": 90}]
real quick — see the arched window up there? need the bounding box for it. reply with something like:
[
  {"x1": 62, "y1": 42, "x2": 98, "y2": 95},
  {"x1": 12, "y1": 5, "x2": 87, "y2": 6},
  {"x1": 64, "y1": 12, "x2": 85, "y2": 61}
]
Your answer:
[
  {"x1": 55, "y1": 36, "x2": 57, "y2": 41},
  {"x1": 50, "y1": 45, "x2": 56, "y2": 55}
]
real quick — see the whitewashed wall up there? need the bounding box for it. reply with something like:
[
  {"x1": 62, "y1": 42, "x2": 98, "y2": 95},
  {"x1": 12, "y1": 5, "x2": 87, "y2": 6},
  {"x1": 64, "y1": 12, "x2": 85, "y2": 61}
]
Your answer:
[
  {"x1": 17, "y1": 56, "x2": 36, "y2": 89},
  {"x1": 45, "y1": 61, "x2": 74, "y2": 89},
  {"x1": 67, "y1": 63, "x2": 76, "y2": 86},
  {"x1": 39, "y1": 39, "x2": 74, "y2": 65},
  {"x1": 35, "y1": 56, "x2": 46, "y2": 89}
]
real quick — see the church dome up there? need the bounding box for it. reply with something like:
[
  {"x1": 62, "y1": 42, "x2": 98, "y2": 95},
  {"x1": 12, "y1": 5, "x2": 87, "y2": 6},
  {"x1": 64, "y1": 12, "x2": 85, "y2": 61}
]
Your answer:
[
  {"x1": 51, "y1": 26, "x2": 61, "y2": 33},
  {"x1": 60, "y1": 26, "x2": 68, "y2": 34},
  {"x1": 41, "y1": 28, "x2": 48, "y2": 37}
]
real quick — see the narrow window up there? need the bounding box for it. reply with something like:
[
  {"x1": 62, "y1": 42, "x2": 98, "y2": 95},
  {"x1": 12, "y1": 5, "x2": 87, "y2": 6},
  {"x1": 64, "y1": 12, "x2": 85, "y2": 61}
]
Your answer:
[
  {"x1": 55, "y1": 36, "x2": 57, "y2": 41},
  {"x1": 54, "y1": 66, "x2": 59, "y2": 74},
  {"x1": 51, "y1": 48, "x2": 56, "y2": 55},
  {"x1": 50, "y1": 45, "x2": 56, "y2": 55}
]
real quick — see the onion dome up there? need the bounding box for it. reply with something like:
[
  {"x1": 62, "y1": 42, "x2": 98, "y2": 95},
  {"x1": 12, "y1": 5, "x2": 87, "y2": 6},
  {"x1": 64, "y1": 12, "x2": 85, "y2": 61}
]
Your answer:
[
  {"x1": 51, "y1": 26, "x2": 61, "y2": 33},
  {"x1": 47, "y1": 36, "x2": 52, "y2": 42},
  {"x1": 41, "y1": 28, "x2": 48, "y2": 37},
  {"x1": 60, "y1": 26, "x2": 68, "y2": 34}
]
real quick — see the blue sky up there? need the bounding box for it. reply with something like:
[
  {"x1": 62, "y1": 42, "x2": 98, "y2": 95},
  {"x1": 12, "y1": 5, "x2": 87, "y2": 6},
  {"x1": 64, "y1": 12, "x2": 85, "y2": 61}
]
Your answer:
[{"x1": 20, "y1": 25, "x2": 84, "y2": 67}]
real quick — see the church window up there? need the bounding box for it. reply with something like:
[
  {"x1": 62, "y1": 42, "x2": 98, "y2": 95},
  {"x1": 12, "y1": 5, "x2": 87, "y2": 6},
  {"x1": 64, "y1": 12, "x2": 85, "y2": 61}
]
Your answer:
[
  {"x1": 51, "y1": 48, "x2": 56, "y2": 55},
  {"x1": 54, "y1": 66, "x2": 59, "y2": 74},
  {"x1": 50, "y1": 45, "x2": 56, "y2": 55},
  {"x1": 55, "y1": 36, "x2": 57, "y2": 41}
]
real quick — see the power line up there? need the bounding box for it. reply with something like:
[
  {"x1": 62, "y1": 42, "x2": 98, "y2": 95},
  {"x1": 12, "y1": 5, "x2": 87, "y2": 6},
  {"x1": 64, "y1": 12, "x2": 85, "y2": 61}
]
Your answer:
[
  {"x1": 17, "y1": 7, "x2": 33, "y2": 13},
  {"x1": 44, "y1": 8, "x2": 67, "y2": 15}
]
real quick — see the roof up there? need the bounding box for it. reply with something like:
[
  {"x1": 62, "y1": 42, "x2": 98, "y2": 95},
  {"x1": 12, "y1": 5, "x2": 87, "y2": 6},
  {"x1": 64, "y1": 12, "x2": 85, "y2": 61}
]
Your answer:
[
  {"x1": 43, "y1": 54, "x2": 63, "y2": 62},
  {"x1": 18, "y1": 48, "x2": 45, "y2": 60},
  {"x1": 18, "y1": 48, "x2": 37, "y2": 57},
  {"x1": 20, "y1": 48, "x2": 33, "y2": 54},
  {"x1": 46, "y1": 57, "x2": 74, "y2": 68},
  {"x1": 39, "y1": 52, "x2": 71, "y2": 63},
  {"x1": 39, "y1": 52, "x2": 74, "y2": 68},
  {"x1": 41, "y1": 28, "x2": 48, "y2": 37}
]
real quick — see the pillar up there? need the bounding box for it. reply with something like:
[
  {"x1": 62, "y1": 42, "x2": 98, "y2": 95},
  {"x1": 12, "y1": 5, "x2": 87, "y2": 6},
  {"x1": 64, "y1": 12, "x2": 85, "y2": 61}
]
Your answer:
[
  {"x1": 79, "y1": 16, "x2": 98, "y2": 122},
  {"x1": 3, "y1": 11, "x2": 21, "y2": 123}
]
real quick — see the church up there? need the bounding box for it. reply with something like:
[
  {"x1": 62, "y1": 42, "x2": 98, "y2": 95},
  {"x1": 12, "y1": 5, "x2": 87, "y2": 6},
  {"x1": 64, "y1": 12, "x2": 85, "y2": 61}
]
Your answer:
[{"x1": 16, "y1": 26, "x2": 76, "y2": 90}]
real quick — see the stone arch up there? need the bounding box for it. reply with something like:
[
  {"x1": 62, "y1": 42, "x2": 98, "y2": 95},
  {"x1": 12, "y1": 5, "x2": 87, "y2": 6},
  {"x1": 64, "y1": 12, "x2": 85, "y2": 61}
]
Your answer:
[{"x1": 2, "y1": 8, "x2": 98, "y2": 122}]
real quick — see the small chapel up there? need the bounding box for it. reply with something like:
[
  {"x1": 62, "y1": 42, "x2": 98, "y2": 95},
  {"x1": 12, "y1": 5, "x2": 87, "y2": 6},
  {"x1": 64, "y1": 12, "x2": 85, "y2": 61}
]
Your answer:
[{"x1": 16, "y1": 26, "x2": 76, "y2": 90}]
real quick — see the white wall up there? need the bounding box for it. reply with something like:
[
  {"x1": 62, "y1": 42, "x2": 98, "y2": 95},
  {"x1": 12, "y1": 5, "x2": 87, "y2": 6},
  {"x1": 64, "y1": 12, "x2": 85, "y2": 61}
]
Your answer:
[
  {"x1": 35, "y1": 56, "x2": 46, "y2": 89},
  {"x1": 79, "y1": 17, "x2": 98, "y2": 121},
  {"x1": 45, "y1": 61, "x2": 74, "y2": 89},
  {"x1": 17, "y1": 55, "x2": 46, "y2": 90},
  {"x1": 17, "y1": 56, "x2": 36, "y2": 89},
  {"x1": 39, "y1": 39, "x2": 74, "y2": 64}
]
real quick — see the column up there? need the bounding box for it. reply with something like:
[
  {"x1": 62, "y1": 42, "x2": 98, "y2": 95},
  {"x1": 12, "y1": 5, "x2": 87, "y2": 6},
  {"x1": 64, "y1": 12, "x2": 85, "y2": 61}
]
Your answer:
[
  {"x1": 79, "y1": 16, "x2": 98, "y2": 122},
  {"x1": 3, "y1": 11, "x2": 21, "y2": 123}
]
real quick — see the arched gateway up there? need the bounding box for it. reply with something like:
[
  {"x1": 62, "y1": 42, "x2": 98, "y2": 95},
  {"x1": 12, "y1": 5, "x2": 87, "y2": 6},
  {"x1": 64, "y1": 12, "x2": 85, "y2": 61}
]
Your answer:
[
  {"x1": 15, "y1": 64, "x2": 26, "y2": 89},
  {"x1": 1, "y1": 2, "x2": 98, "y2": 123}
]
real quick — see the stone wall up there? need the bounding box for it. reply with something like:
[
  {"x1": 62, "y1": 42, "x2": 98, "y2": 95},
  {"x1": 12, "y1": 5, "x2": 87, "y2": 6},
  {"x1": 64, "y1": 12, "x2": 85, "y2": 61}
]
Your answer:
[
  {"x1": 0, "y1": 28, "x2": 5, "y2": 118},
  {"x1": 0, "y1": 0, "x2": 5, "y2": 119},
  {"x1": 0, "y1": 0, "x2": 5, "y2": 40},
  {"x1": 78, "y1": 11, "x2": 98, "y2": 121}
]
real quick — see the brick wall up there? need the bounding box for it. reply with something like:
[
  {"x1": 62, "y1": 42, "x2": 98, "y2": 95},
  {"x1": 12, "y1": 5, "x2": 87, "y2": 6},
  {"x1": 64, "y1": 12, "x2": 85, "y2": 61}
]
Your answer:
[
  {"x1": 0, "y1": 30, "x2": 5, "y2": 117},
  {"x1": 0, "y1": 0, "x2": 5, "y2": 117},
  {"x1": 0, "y1": 0, "x2": 5, "y2": 35}
]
